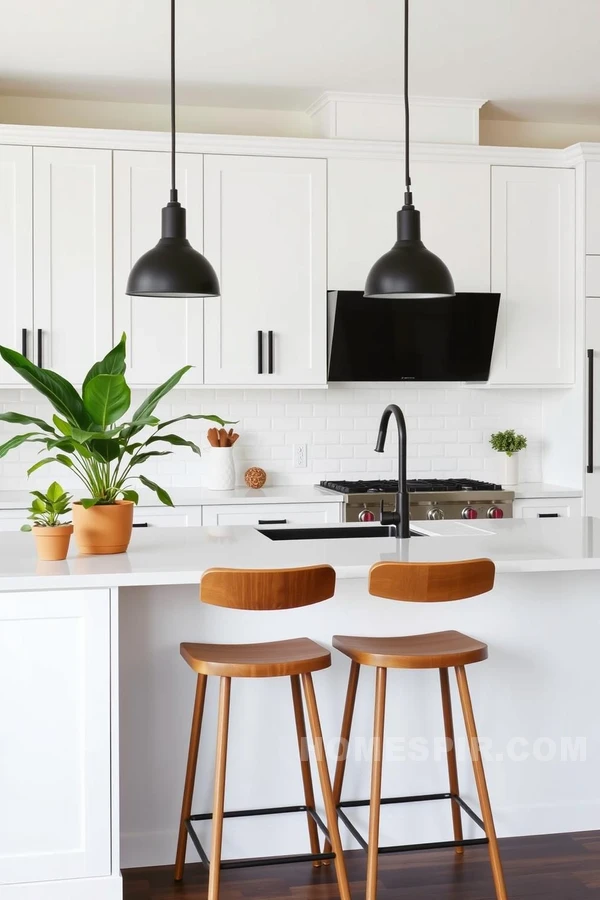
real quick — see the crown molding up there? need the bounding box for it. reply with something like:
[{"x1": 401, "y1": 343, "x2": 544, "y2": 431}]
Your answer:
[
  {"x1": 0, "y1": 122, "x2": 577, "y2": 168},
  {"x1": 305, "y1": 91, "x2": 487, "y2": 117}
]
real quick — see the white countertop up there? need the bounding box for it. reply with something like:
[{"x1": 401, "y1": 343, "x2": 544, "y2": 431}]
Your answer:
[
  {"x1": 0, "y1": 485, "x2": 344, "y2": 510},
  {"x1": 4, "y1": 516, "x2": 600, "y2": 591},
  {"x1": 512, "y1": 482, "x2": 583, "y2": 499}
]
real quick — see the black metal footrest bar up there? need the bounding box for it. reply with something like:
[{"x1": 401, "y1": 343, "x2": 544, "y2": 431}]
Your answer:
[
  {"x1": 336, "y1": 792, "x2": 489, "y2": 855},
  {"x1": 185, "y1": 803, "x2": 335, "y2": 870}
]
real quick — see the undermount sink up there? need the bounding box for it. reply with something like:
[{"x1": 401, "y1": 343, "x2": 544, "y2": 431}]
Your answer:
[{"x1": 257, "y1": 525, "x2": 424, "y2": 541}]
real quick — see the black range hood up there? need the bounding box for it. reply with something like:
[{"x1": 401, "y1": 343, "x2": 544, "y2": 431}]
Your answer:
[{"x1": 327, "y1": 290, "x2": 500, "y2": 383}]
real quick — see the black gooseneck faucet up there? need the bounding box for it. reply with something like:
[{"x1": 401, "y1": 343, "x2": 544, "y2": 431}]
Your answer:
[{"x1": 374, "y1": 404, "x2": 410, "y2": 538}]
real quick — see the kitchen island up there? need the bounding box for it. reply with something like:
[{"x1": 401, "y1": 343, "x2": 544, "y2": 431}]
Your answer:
[{"x1": 2, "y1": 517, "x2": 600, "y2": 899}]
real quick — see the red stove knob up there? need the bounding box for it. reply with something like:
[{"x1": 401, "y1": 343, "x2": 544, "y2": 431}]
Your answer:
[
  {"x1": 358, "y1": 508, "x2": 375, "y2": 522},
  {"x1": 487, "y1": 506, "x2": 504, "y2": 519},
  {"x1": 462, "y1": 506, "x2": 478, "y2": 519}
]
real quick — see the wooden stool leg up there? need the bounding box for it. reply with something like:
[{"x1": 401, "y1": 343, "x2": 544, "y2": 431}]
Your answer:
[
  {"x1": 439, "y1": 667, "x2": 464, "y2": 854},
  {"x1": 366, "y1": 666, "x2": 387, "y2": 900},
  {"x1": 290, "y1": 675, "x2": 322, "y2": 866},
  {"x1": 301, "y1": 672, "x2": 352, "y2": 900},
  {"x1": 455, "y1": 666, "x2": 508, "y2": 900},
  {"x1": 323, "y1": 660, "x2": 360, "y2": 856},
  {"x1": 174, "y1": 673, "x2": 208, "y2": 881},
  {"x1": 207, "y1": 676, "x2": 232, "y2": 900}
]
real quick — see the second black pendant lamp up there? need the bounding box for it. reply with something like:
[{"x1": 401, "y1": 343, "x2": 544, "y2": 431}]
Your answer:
[
  {"x1": 364, "y1": 0, "x2": 454, "y2": 299},
  {"x1": 126, "y1": 0, "x2": 220, "y2": 298}
]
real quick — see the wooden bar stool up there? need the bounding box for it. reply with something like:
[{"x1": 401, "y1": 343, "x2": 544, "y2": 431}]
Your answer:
[
  {"x1": 174, "y1": 564, "x2": 351, "y2": 900},
  {"x1": 325, "y1": 558, "x2": 508, "y2": 900}
]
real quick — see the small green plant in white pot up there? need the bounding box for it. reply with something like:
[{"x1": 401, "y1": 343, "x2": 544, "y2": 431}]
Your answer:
[
  {"x1": 21, "y1": 482, "x2": 73, "y2": 561},
  {"x1": 489, "y1": 429, "x2": 527, "y2": 486}
]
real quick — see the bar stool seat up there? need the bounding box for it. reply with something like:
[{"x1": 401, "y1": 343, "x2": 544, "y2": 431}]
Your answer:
[
  {"x1": 181, "y1": 637, "x2": 331, "y2": 678},
  {"x1": 333, "y1": 629, "x2": 488, "y2": 669}
]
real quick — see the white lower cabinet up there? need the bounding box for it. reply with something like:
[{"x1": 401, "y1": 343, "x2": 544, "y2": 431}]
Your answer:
[
  {"x1": 202, "y1": 502, "x2": 342, "y2": 527},
  {"x1": 133, "y1": 506, "x2": 203, "y2": 528},
  {"x1": 513, "y1": 497, "x2": 582, "y2": 519},
  {"x1": 0, "y1": 589, "x2": 112, "y2": 886}
]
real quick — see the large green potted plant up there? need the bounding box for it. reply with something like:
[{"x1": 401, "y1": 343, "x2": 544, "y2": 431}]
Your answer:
[{"x1": 0, "y1": 334, "x2": 227, "y2": 554}]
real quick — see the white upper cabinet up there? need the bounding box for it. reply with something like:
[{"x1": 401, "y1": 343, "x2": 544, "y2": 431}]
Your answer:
[
  {"x1": 113, "y1": 151, "x2": 205, "y2": 385},
  {"x1": 585, "y1": 161, "x2": 600, "y2": 254},
  {"x1": 203, "y1": 155, "x2": 327, "y2": 386},
  {"x1": 0, "y1": 146, "x2": 33, "y2": 385},
  {"x1": 328, "y1": 158, "x2": 491, "y2": 292},
  {"x1": 34, "y1": 148, "x2": 112, "y2": 384},
  {"x1": 489, "y1": 166, "x2": 575, "y2": 385}
]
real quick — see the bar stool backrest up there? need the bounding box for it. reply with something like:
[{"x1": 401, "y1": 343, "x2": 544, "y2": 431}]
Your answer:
[
  {"x1": 201, "y1": 564, "x2": 337, "y2": 610},
  {"x1": 368, "y1": 558, "x2": 495, "y2": 603}
]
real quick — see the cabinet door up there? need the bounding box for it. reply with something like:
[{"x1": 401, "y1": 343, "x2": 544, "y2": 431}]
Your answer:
[
  {"x1": 489, "y1": 166, "x2": 575, "y2": 385},
  {"x1": 586, "y1": 299, "x2": 600, "y2": 514},
  {"x1": 328, "y1": 158, "x2": 491, "y2": 292},
  {"x1": 202, "y1": 502, "x2": 342, "y2": 526},
  {"x1": 585, "y1": 161, "x2": 600, "y2": 254},
  {"x1": 0, "y1": 589, "x2": 111, "y2": 884},
  {"x1": 0, "y1": 146, "x2": 33, "y2": 385},
  {"x1": 133, "y1": 506, "x2": 203, "y2": 528},
  {"x1": 513, "y1": 498, "x2": 581, "y2": 518},
  {"x1": 113, "y1": 151, "x2": 205, "y2": 385},
  {"x1": 34, "y1": 148, "x2": 112, "y2": 385},
  {"x1": 204, "y1": 155, "x2": 327, "y2": 386}
]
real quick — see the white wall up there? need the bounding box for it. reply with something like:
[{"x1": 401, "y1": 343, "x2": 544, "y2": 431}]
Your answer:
[{"x1": 0, "y1": 385, "x2": 546, "y2": 492}]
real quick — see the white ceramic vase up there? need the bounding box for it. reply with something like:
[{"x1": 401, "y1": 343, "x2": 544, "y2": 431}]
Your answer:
[
  {"x1": 204, "y1": 446, "x2": 236, "y2": 491},
  {"x1": 504, "y1": 453, "x2": 519, "y2": 486}
]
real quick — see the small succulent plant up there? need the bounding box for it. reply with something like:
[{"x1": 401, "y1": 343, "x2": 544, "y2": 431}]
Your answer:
[{"x1": 489, "y1": 429, "x2": 527, "y2": 457}]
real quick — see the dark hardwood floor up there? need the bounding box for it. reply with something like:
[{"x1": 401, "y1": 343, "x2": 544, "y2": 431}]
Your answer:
[{"x1": 123, "y1": 831, "x2": 600, "y2": 898}]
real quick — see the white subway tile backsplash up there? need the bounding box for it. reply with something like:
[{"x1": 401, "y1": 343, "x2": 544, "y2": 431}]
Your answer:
[{"x1": 0, "y1": 385, "x2": 545, "y2": 489}]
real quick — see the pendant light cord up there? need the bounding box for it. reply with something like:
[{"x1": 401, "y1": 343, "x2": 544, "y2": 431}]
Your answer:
[
  {"x1": 403, "y1": 0, "x2": 412, "y2": 207},
  {"x1": 170, "y1": 0, "x2": 177, "y2": 202}
]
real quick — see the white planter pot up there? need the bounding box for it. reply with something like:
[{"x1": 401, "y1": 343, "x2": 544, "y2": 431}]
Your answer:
[
  {"x1": 503, "y1": 453, "x2": 519, "y2": 486},
  {"x1": 204, "y1": 447, "x2": 236, "y2": 491}
]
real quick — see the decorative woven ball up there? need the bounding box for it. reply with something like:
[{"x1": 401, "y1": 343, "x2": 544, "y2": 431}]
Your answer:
[{"x1": 244, "y1": 467, "x2": 267, "y2": 489}]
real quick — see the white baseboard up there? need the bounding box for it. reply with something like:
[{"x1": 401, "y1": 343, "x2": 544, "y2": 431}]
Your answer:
[{"x1": 4, "y1": 874, "x2": 122, "y2": 899}]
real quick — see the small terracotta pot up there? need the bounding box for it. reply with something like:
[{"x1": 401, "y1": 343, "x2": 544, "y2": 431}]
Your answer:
[
  {"x1": 72, "y1": 500, "x2": 134, "y2": 555},
  {"x1": 32, "y1": 524, "x2": 73, "y2": 561}
]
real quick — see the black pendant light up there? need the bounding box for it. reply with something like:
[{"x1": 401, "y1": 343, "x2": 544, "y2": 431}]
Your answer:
[
  {"x1": 364, "y1": 0, "x2": 455, "y2": 299},
  {"x1": 126, "y1": 0, "x2": 220, "y2": 298}
]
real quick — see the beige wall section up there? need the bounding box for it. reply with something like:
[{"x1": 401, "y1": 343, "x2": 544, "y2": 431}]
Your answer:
[
  {"x1": 480, "y1": 118, "x2": 600, "y2": 149},
  {"x1": 0, "y1": 94, "x2": 312, "y2": 138},
  {"x1": 2, "y1": 93, "x2": 600, "y2": 149}
]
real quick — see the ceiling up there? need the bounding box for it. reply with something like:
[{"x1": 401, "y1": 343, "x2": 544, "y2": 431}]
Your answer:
[{"x1": 3, "y1": 0, "x2": 600, "y2": 123}]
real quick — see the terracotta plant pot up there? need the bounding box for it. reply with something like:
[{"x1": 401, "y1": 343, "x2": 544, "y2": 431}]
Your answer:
[
  {"x1": 73, "y1": 500, "x2": 134, "y2": 555},
  {"x1": 32, "y1": 524, "x2": 73, "y2": 561}
]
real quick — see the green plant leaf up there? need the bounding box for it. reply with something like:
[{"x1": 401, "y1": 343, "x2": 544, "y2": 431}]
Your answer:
[
  {"x1": 27, "y1": 457, "x2": 59, "y2": 476},
  {"x1": 80, "y1": 498, "x2": 100, "y2": 509},
  {"x1": 53, "y1": 415, "x2": 102, "y2": 444},
  {"x1": 0, "y1": 412, "x2": 56, "y2": 434},
  {"x1": 89, "y1": 439, "x2": 121, "y2": 462},
  {"x1": 139, "y1": 475, "x2": 174, "y2": 507},
  {"x1": 146, "y1": 434, "x2": 202, "y2": 455},
  {"x1": 82, "y1": 333, "x2": 127, "y2": 393},
  {"x1": 155, "y1": 413, "x2": 232, "y2": 431},
  {"x1": 31, "y1": 497, "x2": 46, "y2": 513},
  {"x1": 20, "y1": 523, "x2": 32, "y2": 532},
  {"x1": 56, "y1": 454, "x2": 74, "y2": 468},
  {"x1": 83, "y1": 374, "x2": 131, "y2": 428},
  {"x1": 46, "y1": 482, "x2": 64, "y2": 502},
  {"x1": 0, "y1": 345, "x2": 89, "y2": 427},
  {"x1": 130, "y1": 366, "x2": 192, "y2": 426},
  {"x1": 128, "y1": 450, "x2": 172, "y2": 467},
  {"x1": 0, "y1": 432, "x2": 48, "y2": 460},
  {"x1": 120, "y1": 489, "x2": 139, "y2": 504}
]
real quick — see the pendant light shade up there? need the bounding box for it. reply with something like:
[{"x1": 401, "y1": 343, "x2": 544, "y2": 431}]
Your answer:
[
  {"x1": 126, "y1": 0, "x2": 220, "y2": 299},
  {"x1": 364, "y1": 0, "x2": 454, "y2": 300}
]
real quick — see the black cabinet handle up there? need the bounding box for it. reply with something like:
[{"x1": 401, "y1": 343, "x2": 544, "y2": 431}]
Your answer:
[
  {"x1": 132, "y1": 522, "x2": 149, "y2": 528},
  {"x1": 21, "y1": 328, "x2": 27, "y2": 358},
  {"x1": 37, "y1": 329, "x2": 43, "y2": 368},
  {"x1": 257, "y1": 330, "x2": 263, "y2": 375},
  {"x1": 268, "y1": 330, "x2": 274, "y2": 374},
  {"x1": 258, "y1": 518, "x2": 287, "y2": 525},
  {"x1": 537, "y1": 513, "x2": 560, "y2": 518},
  {"x1": 588, "y1": 348, "x2": 594, "y2": 474}
]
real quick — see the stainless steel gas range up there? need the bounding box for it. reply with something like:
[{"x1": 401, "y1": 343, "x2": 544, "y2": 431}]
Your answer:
[{"x1": 319, "y1": 478, "x2": 514, "y2": 522}]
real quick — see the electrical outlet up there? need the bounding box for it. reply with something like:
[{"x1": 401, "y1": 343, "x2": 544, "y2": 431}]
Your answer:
[{"x1": 293, "y1": 443, "x2": 307, "y2": 468}]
